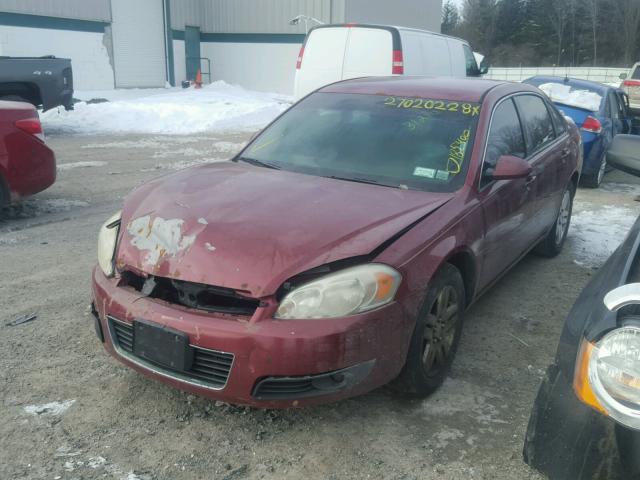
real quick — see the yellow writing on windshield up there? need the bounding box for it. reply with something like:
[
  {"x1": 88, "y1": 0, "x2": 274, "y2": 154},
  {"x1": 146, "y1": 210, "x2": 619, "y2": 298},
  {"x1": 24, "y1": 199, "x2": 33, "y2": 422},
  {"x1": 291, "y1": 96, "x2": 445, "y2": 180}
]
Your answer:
[
  {"x1": 383, "y1": 97, "x2": 480, "y2": 116},
  {"x1": 447, "y1": 129, "x2": 470, "y2": 174}
]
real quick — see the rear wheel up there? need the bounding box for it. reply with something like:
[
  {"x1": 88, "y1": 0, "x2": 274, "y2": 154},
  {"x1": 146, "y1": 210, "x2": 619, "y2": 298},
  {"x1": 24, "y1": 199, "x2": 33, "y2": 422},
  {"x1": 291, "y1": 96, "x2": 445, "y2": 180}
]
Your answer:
[
  {"x1": 392, "y1": 264, "x2": 465, "y2": 397},
  {"x1": 581, "y1": 153, "x2": 607, "y2": 188},
  {"x1": 534, "y1": 184, "x2": 574, "y2": 257}
]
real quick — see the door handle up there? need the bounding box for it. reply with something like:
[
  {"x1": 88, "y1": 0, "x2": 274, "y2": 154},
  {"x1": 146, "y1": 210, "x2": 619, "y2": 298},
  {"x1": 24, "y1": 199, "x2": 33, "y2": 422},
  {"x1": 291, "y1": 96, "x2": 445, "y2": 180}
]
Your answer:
[
  {"x1": 525, "y1": 174, "x2": 537, "y2": 186},
  {"x1": 560, "y1": 148, "x2": 570, "y2": 158}
]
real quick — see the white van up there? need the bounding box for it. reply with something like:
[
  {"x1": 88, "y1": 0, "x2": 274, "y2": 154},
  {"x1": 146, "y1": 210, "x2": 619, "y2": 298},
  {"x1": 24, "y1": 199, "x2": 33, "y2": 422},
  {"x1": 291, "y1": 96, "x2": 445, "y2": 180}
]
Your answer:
[{"x1": 294, "y1": 24, "x2": 487, "y2": 99}]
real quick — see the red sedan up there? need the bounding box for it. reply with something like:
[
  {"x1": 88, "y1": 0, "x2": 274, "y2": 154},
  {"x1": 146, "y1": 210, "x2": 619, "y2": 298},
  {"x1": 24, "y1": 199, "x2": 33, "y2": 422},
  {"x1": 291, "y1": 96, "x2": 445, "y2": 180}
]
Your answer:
[
  {"x1": 91, "y1": 77, "x2": 581, "y2": 407},
  {"x1": 0, "y1": 100, "x2": 56, "y2": 206}
]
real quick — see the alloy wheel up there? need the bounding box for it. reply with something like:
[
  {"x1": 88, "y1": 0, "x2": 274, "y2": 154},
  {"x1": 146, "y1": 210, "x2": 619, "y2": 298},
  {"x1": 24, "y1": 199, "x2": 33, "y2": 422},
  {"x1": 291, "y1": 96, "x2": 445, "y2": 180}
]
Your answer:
[
  {"x1": 422, "y1": 286, "x2": 459, "y2": 374},
  {"x1": 597, "y1": 157, "x2": 607, "y2": 185},
  {"x1": 555, "y1": 190, "x2": 571, "y2": 245}
]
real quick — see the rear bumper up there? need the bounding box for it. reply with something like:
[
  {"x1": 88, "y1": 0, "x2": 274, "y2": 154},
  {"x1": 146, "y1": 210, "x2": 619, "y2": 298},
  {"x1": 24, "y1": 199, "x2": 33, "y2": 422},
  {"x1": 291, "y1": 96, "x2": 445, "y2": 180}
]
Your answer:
[
  {"x1": 524, "y1": 363, "x2": 640, "y2": 479},
  {"x1": 91, "y1": 267, "x2": 411, "y2": 407}
]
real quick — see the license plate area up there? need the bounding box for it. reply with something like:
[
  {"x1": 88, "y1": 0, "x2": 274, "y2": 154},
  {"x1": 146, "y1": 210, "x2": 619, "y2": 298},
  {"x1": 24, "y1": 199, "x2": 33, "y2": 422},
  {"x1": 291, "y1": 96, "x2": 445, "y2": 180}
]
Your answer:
[{"x1": 133, "y1": 319, "x2": 193, "y2": 371}]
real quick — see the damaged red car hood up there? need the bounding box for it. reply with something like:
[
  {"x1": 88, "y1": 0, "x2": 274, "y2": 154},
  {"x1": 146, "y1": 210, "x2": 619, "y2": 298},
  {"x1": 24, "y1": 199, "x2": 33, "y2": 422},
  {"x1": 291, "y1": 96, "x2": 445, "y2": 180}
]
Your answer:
[{"x1": 116, "y1": 162, "x2": 454, "y2": 297}]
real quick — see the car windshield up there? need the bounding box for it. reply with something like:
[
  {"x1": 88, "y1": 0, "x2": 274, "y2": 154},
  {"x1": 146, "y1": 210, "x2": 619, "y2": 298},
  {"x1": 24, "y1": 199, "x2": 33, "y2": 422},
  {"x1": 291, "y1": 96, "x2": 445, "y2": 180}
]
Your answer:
[{"x1": 238, "y1": 92, "x2": 480, "y2": 192}]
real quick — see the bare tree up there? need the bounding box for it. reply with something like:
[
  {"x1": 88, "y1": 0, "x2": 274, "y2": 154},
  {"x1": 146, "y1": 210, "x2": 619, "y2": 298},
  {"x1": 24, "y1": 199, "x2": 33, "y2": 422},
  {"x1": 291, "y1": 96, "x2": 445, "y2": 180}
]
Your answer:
[
  {"x1": 547, "y1": 0, "x2": 569, "y2": 65},
  {"x1": 614, "y1": 0, "x2": 640, "y2": 65},
  {"x1": 585, "y1": 0, "x2": 599, "y2": 65}
]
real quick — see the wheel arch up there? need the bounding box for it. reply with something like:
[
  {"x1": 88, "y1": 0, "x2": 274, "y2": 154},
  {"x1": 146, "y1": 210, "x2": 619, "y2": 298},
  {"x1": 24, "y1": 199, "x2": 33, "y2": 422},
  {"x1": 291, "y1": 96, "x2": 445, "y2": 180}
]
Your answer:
[{"x1": 444, "y1": 248, "x2": 477, "y2": 307}]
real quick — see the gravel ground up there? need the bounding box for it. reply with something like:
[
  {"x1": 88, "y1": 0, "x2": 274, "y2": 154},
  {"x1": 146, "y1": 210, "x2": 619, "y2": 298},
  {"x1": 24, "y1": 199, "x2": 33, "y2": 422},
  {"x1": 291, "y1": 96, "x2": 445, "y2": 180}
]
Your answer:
[{"x1": 2, "y1": 131, "x2": 639, "y2": 480}]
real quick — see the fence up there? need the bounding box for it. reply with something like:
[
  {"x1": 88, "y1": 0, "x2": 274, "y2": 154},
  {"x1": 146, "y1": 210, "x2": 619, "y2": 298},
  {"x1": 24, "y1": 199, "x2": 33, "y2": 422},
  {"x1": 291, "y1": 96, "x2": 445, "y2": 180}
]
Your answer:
[{"x1": 485, "y1": 67, "x2": 628, "y2": 85}]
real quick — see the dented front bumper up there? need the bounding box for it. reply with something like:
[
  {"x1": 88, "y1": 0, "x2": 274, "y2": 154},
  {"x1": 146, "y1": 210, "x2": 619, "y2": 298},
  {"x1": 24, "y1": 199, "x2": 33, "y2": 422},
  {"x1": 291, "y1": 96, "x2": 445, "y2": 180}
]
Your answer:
[{"x1": 91, "y1": 267, "x2": 409, "y2": 407}]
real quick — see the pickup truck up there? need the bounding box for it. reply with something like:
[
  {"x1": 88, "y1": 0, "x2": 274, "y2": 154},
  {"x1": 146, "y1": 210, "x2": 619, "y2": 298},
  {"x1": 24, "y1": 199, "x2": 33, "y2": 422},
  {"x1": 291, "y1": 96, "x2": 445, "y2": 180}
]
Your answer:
[{"x1": 0, "y1": 56, "x2": 74, "y2": 112}]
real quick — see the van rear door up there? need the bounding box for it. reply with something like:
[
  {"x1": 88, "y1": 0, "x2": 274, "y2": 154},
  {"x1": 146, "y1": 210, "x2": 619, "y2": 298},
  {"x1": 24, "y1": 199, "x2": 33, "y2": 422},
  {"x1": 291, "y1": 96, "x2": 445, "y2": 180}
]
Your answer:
[
  {"x1": 342, "y1": 27, "x2": 393, "y2": 80},
  {"x1": 294, "y1": 27, "x2": 349, "y2": 100}
]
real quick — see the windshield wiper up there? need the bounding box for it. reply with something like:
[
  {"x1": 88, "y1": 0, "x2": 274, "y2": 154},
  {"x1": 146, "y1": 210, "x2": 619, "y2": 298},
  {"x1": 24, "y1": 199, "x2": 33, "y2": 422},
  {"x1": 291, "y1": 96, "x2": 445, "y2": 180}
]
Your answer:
[
  {"x1": 236, "y1": 156, "x2": 281, "y2": 170},
  {"x1": 326, "y1": 175, "x2": 399, "y2": 189}
]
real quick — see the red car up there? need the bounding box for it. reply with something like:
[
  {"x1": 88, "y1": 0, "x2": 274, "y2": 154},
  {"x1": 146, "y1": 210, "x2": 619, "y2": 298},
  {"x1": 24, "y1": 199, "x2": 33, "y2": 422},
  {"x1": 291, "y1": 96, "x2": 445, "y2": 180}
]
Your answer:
[
  {"x1": 0, "y1": 100, "x2": 56, "y2": 206},
  {"x1": 91, "y1": 77, "x2": 581, "y2": 407}
]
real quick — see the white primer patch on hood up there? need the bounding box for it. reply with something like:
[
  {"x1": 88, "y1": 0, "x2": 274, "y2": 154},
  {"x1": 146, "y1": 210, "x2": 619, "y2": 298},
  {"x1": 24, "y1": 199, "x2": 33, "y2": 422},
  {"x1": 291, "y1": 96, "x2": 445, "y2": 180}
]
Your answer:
[{"x1": 127, "y1": 216, "x2": 196, "y2": 266}]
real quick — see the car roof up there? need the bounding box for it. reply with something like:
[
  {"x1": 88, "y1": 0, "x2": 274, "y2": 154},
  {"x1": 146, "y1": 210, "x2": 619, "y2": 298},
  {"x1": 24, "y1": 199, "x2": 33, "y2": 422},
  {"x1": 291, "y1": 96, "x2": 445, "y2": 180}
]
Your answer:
[
  {"x1": 319, "y1": 76, "x2": 518, "y2": 103},
  {"x1": 524, "y1": 75, "x2": 616, "y2": 94}
]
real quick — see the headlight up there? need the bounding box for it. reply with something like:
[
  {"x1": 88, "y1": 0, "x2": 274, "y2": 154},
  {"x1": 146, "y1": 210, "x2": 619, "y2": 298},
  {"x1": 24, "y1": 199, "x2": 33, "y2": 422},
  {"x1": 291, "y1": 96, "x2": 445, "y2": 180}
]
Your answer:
[
  {"x1": 97, "y1": 211, "x2": 121, "y2": 277},
  {"x1": 574, "y1": 326, "x2": 640, "y2": 429},
  {"x1": 588, "y1": 326, "x2": 640, "y2": 428},
  {"x1": 275, "y1": 264, "x2": 401, "y2": 320}
]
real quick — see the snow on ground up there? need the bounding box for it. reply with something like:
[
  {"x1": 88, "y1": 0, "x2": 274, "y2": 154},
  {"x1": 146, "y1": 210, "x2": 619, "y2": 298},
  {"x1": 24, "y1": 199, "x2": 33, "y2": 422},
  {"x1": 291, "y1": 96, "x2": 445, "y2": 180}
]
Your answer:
[
  {"x1": 539, "y1": 82, "x2": 602, "y2": 111},
  {"x1": 569, "y1": 202, "x2": 638, "y2": 267},
  {"x1": 42, "y1": 82, "x2": 291, "y2": 135},
  {"x1": 24, "y1": 399, "x2": 76, "y2": 416},
  {"x1": 57, "y1": 161, "x2": 107, "y2": 170}
]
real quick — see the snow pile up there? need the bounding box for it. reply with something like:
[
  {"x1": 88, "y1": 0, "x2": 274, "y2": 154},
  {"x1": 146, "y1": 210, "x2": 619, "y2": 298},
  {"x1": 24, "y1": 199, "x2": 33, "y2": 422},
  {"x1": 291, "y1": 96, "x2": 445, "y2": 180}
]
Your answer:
[
  {"x1": 42, "y1": 82, "x2": 291, "y2": 135},
  {"x1": 539, "y1": 82, "x2": 602, "y2": 111},
  {"x1": 24, "y1": 399, "x2": 76, "y2": 416},
  {"x1": 569, "y1": 203, "x2": 637, "y2": 268}
]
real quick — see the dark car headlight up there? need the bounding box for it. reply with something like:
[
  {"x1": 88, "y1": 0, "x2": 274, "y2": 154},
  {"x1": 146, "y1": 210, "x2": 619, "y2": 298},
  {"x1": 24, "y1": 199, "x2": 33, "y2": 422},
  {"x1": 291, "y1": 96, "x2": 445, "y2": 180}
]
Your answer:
[{"x1": 575, "y1": 324, "x2": 640, "y2": 429}]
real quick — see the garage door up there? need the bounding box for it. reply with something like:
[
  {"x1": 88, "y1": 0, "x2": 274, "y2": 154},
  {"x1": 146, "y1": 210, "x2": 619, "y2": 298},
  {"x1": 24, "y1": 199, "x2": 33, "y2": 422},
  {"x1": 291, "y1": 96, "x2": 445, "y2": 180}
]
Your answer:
[{"x1": 111, "y1": 0, "x2": 166, "y2": 88}]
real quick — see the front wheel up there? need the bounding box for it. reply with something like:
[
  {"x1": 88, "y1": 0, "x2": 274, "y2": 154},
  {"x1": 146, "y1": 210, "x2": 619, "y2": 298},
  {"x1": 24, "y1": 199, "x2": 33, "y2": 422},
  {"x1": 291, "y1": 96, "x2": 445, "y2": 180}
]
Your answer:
[
  {"x1": 534, "y1": 184, "x2": 574, "y2": 257},
  {"x1": 392, "y1": 263, "x2": 465, "y2": 397}
]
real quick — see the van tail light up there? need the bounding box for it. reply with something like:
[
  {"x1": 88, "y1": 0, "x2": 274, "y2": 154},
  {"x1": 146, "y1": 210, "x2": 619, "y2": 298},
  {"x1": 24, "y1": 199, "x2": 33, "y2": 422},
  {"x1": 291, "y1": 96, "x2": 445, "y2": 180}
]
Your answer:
[
  {"x1": 296, "y1": 46, "x2": 305, "y2": 70},
  {"x1": 392, "y1": 50, "x2": 404, "y2": 75},
  {"x1": 581, "y1": 116, "x2": 602, "y2": 134},
  {"x1": 623, "y1": 79, "x2": 640, "y2": 87},
  {"x1": 15, "y1": 118, "x2": 45, "y2": 142}
]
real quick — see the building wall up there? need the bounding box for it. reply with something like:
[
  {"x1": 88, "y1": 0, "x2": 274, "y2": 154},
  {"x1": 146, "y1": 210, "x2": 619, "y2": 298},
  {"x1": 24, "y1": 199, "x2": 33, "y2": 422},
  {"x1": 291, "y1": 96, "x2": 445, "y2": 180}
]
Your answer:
[
  {"x1": 201, "y1": 41, "x2": 300, "y2": 93},
  {"x1": 170, "y1": 0, "x2": 343, "y2": 33},
  {"x1": 345, "y1": 0, "x2": 441, "y2": 31},
  {"x1": 0, "y1": 0, "x2": 111, "y2": 22},
  {"x1": 0, "y1": 25, "x2": 114, "y2": 89}
]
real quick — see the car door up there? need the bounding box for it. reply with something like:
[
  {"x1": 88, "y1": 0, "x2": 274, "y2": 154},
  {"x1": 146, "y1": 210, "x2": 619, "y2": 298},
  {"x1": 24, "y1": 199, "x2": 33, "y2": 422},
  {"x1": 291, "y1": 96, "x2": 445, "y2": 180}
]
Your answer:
[
  {"x1": 513, "y1": 94, "x2": 564, "y2": 241},
  {"x1": 608, "y1": 91, "x2": 627, "y2": 136},
  {"x1": 613, "y1": 91, "x2": 631, "y2": 134},
  {"x1": 476, "y1": 97, "x2": 533, "y2": 288}
]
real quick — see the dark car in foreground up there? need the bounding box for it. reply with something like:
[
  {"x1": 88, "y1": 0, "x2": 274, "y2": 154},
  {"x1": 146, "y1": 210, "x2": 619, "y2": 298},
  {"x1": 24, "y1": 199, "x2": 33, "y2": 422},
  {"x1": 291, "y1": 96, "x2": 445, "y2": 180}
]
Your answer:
[
  {"x1": 524, "y1": 134, "x2": 640, "y2": 479},
  {"x1": 0, "y1": 100, "x2": 56, "y2": 207},
  {"x1": 91, "y1": 77, "x2": 580, "y2": 408},
  {"x1": 0, "y1": 56, "x2": 74, "y2": 111},
  {"x1": 524, "y1": 76, "x2": 634, "y2": 188}
]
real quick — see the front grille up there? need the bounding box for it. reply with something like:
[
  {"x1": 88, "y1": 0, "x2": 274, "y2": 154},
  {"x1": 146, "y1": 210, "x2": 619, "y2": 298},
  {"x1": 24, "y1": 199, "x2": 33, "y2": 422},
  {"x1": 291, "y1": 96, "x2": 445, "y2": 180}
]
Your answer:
[
  {"x1": 121, "y1": 271, "x2": 259, "y2": 317},
  {"x1": 108, "y1": 317, "x2": 234, "y2": 389}
]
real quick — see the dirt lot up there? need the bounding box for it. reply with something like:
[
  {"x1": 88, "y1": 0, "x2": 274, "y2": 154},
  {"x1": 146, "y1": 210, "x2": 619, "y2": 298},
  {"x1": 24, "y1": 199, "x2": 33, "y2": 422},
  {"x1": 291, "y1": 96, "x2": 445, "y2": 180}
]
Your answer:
[{"x1": 2, "y1": 131, "x2": 639, "y2": 480}]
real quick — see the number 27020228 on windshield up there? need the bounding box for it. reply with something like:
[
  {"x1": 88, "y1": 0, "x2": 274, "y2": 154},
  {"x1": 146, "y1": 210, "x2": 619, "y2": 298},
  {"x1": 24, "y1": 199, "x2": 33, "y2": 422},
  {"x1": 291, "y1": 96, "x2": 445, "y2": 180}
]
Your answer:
[{"x1": 383, "y1": 97, "x2": 480, "y2": 116}]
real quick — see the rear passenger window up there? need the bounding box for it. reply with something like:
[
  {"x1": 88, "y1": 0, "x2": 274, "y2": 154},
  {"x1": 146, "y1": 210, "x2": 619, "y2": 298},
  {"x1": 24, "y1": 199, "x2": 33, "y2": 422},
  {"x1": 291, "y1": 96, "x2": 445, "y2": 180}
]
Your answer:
[
  {"x1": 514, "y1": 95, "x2": 555, "y2": 155},
  {"x1": 548, "y1": 103, "x2": 567, "y2": 135},
  {"x1": 482, "y1": 98, "x2": 526, "y2": 187}
]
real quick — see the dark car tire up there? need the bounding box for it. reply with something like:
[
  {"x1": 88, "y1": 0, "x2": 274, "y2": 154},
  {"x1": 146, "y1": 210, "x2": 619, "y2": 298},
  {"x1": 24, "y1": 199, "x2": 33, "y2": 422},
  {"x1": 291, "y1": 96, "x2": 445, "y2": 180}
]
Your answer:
[
  {"x1": 580, "y1": 153, "x2": 607, "y2": 188},
  {"x1": 391, "y1": 263, "x2": 465, "y2": 397},
  {"x1": 534, "y1": 183, "x2": 574, "y2": 258}
]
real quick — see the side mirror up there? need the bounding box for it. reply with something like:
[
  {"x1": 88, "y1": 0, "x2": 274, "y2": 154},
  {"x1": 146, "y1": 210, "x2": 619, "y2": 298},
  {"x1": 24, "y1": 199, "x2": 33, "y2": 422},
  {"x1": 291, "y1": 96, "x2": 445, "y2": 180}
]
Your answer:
[
  {"x1": 607, "y1": 134, "x2": 640, "y2": 177},
  {"x1": 490, "y1": 155, "x2": 532, "y2": 180},
  {"x1": 479, "y1": 59, "x2": 490, "y2": 75},
  {"x1": 620, "y1": 72, "x2": 628, "y2": 80}
]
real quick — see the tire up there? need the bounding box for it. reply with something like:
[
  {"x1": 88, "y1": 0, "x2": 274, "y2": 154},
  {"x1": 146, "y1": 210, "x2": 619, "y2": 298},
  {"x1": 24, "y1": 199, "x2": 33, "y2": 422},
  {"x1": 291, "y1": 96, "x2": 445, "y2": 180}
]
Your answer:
[
  {"x1": 534, "y1": 184, "x2": 574, "y2": 257},
  {"x1": 392, "y1": 263, "x2": 465, "y2": 397},
  {"x1": 581, "y1": 152, "x2": 607, "y2": 188}
]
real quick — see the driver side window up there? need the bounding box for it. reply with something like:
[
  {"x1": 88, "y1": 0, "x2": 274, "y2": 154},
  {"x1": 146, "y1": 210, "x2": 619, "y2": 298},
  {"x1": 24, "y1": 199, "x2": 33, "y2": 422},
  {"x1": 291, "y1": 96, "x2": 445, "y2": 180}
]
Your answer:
[{"x1": 481, "y1": 98, "x2": 526, "y2": 187}]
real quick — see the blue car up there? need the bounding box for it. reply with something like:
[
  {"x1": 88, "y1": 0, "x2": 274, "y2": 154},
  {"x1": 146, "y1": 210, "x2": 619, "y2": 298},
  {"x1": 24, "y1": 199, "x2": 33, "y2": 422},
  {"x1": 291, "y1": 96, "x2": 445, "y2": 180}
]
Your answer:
[{"x1": 524, "y1": 76, "x2": 633, "y2": 188}]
